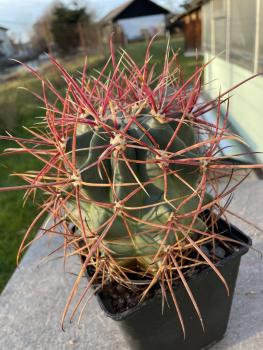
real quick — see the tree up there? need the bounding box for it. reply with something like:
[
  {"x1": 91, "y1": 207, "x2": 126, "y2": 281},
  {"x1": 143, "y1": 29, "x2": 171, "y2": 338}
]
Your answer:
[
  {"x1": 159, "y1": 0, "x2": 185, "y2": 13},
  {"x1": 180, "y1": 1, "x2": 196, "y2": 10},
  {"x1": 31, "y1": 21, "x2": 50, "y2": 54},
  {"x1": 30, "y1": 1, "x2": 100, "y2": 56},
  {"x1": 50, "y1": 3, "x2": 91, "y2": 55},
  {"x1": 30, "y1": 2, "x2": 58, "y2": 55}
]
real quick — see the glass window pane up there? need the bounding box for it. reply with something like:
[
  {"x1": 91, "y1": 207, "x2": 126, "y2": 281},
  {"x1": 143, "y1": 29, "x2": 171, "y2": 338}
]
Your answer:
[
  {"x1": 214, "y1": 18, "x2": 226, "y2": 57},
  {"x1": 229, "y1": 0, "x2": 257, "y2": 71},
  {"x1": 259, "y1": 2, "x2": 263, "y2": 73},
  {"x1": 202, "y1": 2, "x2": 211, "y2": 51},
  {"x1": 213, "y1": 0, "x2": 226, "y2": 18}
]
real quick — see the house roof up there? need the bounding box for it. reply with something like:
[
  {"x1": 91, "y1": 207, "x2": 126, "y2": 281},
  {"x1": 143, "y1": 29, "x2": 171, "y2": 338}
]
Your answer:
[
  {"x1": 101, "y1": 0, "x2": 170, "y2": 25},
  {"x1": 0, "y1": 26, "x2": 8, "y2": 31},
  {"x1": 101, "y1": 0, "x2": 133, "y2": 24}
]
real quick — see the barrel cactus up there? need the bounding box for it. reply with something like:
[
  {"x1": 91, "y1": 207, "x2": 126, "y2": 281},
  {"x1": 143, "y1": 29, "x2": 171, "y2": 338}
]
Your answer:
[
  {"x1": 65, "y1": 111, "x2": 211, "y2": 273},
  {"x1": 1, "y1": 39, "x2": 260, "y2": 329}
]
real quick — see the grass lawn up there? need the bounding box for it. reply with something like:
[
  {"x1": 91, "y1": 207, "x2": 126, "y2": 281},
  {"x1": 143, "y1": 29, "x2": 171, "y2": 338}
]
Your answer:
[{"x1": 0, "y1": 36, "x2": 202, "y2": 292}]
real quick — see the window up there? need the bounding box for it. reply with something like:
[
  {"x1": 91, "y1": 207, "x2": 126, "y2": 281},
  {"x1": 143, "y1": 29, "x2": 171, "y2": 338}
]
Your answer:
[
  {"x1": 213, "y1": 0, "x2": 226, "y2": 57},
  {"x1": 259, "y1": 1, "x2": 263, "y2": 73},
  {"x1": 213, "y1": 0, "x2": 226, "y2": 18},
  {"x1": 214, "y1": 18, "x2": 226, "y2": 57},
  {"x1": 202, "y1": 2, "x2": 211, "y2": 51},
  {"x1": 229, "y1": 0, "x2": 257, "y2": 71}
]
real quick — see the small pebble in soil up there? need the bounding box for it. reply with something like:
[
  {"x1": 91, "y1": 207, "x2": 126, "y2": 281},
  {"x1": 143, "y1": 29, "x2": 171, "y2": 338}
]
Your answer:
[
  {"x1": 200, "y1": 245, "x2": 209, "y2": 256},
  {"x1": 118, "y1": 298, "x2": 125, "y2": 307},
  {"x1": 214, "y1": 245, "x2": 226, "y2": 259},
  {"x1": 191, "y1": 233, "x2": 200, "y2": 241},
  {"x1": 116, "y1": 284, "x2": 127, "y2": 293},
  {"x1": 111, "y1": 293, "x2": 118, "y2": 300}
]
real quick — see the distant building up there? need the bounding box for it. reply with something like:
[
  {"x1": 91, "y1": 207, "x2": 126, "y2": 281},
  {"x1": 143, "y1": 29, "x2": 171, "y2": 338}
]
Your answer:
[
  {"x1": 168, "y1": 0, "x2": 202, "y2": 53},
  {"x1": 100, "y1": 0, "x2": 170, "y2": 44},
  {"x1": 0, "y1": 26, "x2": 14, "y2": 57}
]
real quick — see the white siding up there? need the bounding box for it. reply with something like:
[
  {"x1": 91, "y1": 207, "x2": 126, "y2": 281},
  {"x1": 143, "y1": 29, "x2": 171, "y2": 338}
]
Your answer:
[
  {"x1": 213, "y1": 0, "x2": 226, "y2": 58},
  {"x1": 259, "y1": 1, "x2": 263, "y2": 72},
  {"x1": 202, "y1": 1, "x2": 212, "y2": 51},
  {"x1": 204, "y1": 54, "x2": 263, "y2": 163},
  {"x1": 202, "y1": 0, "x2": 263, "y2": 163},
  {"x1": 229, "y1": 0, "x2": 257, "y2": 71}
]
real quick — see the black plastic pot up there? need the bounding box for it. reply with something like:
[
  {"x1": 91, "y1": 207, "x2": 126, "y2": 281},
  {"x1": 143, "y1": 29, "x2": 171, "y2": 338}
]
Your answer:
[{"x1": 95, "y1": 219, "x2": 251, "y2": 350}]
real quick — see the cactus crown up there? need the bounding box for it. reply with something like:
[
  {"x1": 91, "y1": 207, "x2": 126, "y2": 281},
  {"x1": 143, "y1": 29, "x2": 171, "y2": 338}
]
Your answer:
[{"x1": 0, "y1": 39, "x2": 258, "y2": 332}]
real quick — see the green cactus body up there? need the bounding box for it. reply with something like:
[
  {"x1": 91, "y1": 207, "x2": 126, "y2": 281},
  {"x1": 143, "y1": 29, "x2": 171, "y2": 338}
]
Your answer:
[{"x1": 66, "y1": 113, "x2": 209, "y2": 271}]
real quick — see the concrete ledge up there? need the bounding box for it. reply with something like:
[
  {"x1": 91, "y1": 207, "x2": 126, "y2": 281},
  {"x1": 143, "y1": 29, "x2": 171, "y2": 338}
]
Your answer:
[
  {"x1": 0, "y1": 232, "x2": 128, "y2": 349},
  {"x1": 1, "y1": 179, "x2": 263, "y2": 349}
]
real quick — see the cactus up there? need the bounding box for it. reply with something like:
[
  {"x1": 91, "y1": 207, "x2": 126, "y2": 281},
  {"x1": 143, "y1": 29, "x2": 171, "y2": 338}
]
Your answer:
[
  {"x1": 65, "y1": 112, "x2": 211, "y2": 272},
  {"x1": 0, "y1": 39, "x2": 260, "y2": 330}
]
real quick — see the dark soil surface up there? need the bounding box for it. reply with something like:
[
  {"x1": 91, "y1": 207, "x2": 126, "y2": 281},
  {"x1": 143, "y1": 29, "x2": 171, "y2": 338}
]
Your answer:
[{"x1": 98, "y1": 281, "x2": 152, "y2": 314}]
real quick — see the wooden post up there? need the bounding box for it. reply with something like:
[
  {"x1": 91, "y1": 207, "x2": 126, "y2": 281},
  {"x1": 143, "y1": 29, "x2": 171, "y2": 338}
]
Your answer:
[{"x1": 78, "y1": 21, "x2": 88, "y2": 55}]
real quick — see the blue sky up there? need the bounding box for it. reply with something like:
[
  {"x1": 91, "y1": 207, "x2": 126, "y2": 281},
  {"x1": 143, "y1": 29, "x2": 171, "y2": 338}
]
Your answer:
[{"x1": 0, "y1": 0, "x2": 181, "y2": 42}]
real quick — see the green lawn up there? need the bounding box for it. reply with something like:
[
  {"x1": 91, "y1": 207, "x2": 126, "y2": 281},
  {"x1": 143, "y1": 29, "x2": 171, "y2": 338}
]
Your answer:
[{"x1": 0, "y1": 36, "x2": 202, "y2": 292}]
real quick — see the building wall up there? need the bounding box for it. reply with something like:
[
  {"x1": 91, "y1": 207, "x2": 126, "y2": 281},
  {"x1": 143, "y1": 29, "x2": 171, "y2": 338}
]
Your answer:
[
  {"x1": 101, "y1": 23, "x2": 125, "y2": 46},
  {"x1": 183, "y1": 9, "x2": 202, "y2": 51},
  {"x1": 202, "y1": 0, "x2": 263, "y2": 162},
  {"x1": 118, "y1": 14, "x2": 166, "y2": 40}
]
